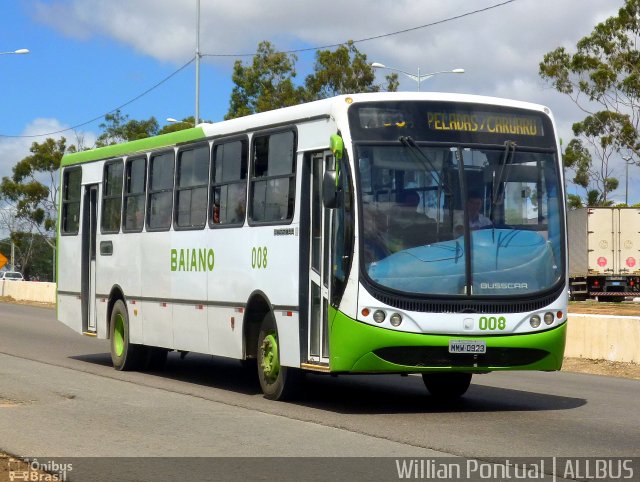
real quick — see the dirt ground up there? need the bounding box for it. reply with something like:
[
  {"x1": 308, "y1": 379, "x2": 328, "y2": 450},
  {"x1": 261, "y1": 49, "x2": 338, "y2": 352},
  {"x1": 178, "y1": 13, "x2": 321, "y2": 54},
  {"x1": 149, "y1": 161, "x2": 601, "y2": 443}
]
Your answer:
[{"x1": 568, "y1": 299, "x2": 640, "y2": 316}]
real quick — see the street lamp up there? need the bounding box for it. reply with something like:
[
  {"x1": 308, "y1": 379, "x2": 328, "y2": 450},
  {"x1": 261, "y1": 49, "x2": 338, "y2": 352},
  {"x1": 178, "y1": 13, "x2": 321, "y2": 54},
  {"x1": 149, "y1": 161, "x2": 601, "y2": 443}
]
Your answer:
[
  {"x1": 623, "y1": 155, "x2": 633, "y2": 205},
  {"x1": 371, "y1": 62, "x2": 464, "y2": 91},
  {"x1": 0, "y1": 48, "x2": 29, "y2": 55}
]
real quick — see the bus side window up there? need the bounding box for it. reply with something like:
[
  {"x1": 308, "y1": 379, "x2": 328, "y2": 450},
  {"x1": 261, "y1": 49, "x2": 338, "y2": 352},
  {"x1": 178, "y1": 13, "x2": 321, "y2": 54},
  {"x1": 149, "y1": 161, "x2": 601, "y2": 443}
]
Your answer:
[
  {"x1": 101, "y1": 160, "x2": 124, "y2": 234},
  {"x1": 61, "y1": 167, "x2": 82, "y2": 235},
  {"x1": 250, "y1": 130, "x2": 296, "y2": 223},
  {"x1": 147, "y1": 151, "x2": 175, "y2": 230},
  {"x1": 175, "y1": 143, "x2": 209, "y2": 229},
  {"x1": 211, "y1": 139, "x2": 248, "y2": 226},
  {"x1": 123, "y1": 156, "x2": 147, "y2": 232}
]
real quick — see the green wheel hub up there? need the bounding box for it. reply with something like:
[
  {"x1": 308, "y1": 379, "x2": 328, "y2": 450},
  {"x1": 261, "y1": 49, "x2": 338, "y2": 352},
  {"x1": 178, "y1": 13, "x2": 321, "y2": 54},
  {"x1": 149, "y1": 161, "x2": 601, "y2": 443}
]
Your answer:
[
  {"x1": 260, "y1": 333, "x2": 280, "y2": 383},
  {"x1": 113, "y1": 313, "x2": 125, "y2": 357}
]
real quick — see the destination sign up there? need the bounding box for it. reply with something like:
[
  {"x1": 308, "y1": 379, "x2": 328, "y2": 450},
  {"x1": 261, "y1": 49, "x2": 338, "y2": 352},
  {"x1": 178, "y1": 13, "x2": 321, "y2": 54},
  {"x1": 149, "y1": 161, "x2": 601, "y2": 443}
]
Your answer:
[
  {"x1": 349, "y1": 101, "x2": 555, "y2": 148},
  {"x1": 426, "y1": 111, "x2": 544, "y2": 137}
]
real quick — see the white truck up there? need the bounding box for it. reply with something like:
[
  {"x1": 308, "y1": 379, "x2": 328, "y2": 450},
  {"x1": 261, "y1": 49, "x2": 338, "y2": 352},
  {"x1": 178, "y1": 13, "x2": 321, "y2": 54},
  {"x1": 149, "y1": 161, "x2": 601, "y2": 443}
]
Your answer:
[{"x1": 568, "y1": 207, "x2": 640, "y2": 301}]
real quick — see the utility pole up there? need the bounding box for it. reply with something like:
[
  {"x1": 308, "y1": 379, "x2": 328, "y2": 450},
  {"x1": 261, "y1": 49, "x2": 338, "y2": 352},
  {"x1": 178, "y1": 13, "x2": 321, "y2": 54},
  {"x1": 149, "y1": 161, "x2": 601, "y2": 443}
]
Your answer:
[
  {"x1": 195, "y1": 0, "x2": 201, "y2": 126},
  {"x1": 623, "y1": 156, "x2": 632, "y2": 205}
]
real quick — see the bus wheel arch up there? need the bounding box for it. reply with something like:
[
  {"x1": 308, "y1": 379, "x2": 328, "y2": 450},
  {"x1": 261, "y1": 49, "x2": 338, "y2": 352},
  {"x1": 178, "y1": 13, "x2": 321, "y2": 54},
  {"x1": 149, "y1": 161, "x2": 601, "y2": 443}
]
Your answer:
[
  {"x1": 106, "y1": 285, "x2": 126, "y2": 339},
  {"x1": 242, "y1": 291, "x2": 272, "y2": 361}
]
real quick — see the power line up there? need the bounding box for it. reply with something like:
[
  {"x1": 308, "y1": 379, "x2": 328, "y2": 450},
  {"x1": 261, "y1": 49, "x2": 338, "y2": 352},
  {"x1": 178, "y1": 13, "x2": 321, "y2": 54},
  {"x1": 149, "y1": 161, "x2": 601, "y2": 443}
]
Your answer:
[
  {"x1": 201, "y1": 0, "x2": 518, "y2": 57},
  {"x1": 1, "y1": 0, "x2": 517, "y2": 139},
  {"x1": 0, "y1": 57, "x2": 195, "y2": 139}
]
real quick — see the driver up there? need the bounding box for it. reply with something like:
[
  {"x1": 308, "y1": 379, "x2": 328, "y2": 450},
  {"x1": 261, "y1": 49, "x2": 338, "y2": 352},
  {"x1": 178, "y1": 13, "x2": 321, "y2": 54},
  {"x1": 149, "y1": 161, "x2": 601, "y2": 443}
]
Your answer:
[{"x1": 455, "y1": 190, "x2": 492, "y2": 235}]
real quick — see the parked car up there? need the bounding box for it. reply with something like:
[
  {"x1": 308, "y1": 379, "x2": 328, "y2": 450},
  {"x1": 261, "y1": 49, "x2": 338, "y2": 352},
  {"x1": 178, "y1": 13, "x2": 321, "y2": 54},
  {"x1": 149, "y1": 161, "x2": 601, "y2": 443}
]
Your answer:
[{"x1": 0, "y1": 271, "x2": 24, "y2": 281}]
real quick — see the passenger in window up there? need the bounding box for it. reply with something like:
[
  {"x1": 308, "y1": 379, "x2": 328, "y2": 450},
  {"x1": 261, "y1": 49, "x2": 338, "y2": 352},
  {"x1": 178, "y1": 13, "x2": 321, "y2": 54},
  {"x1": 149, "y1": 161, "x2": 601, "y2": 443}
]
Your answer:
[
  {"x1": 229, "y1": 186, "x2": 245, "y2": 224},
  {"x1": 213, "y1": 202, "x2": 220, "y2": 224},
  {"x1": 234, "y1": 202, "x2": 245, "y2": 223}
]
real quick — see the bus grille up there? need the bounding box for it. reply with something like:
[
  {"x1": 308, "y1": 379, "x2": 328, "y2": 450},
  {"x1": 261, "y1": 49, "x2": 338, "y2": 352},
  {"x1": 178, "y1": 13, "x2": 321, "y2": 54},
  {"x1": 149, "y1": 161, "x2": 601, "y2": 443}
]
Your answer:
[
  {"x1": 373, "y1": 346, "x2": 548, "y2": 368},
  {"x1": 366, "y1": 285, "x2": 564, "y2": 314}
]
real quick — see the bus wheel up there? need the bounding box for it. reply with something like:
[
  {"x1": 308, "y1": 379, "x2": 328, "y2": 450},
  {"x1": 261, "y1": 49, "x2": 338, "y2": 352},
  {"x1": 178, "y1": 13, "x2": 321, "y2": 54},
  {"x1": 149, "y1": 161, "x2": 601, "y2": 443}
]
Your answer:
[
  {"x1": 422, "y1": 373, "x2": 472, "y2": 400},
  {"x1": 110, "y1": 299, "x2": 145, "y2": 371},
  {"x1": 144, "y1": 347, "x2": 168, "y2": 371},
  {"x1": 257, "y1": 314, "x2": 299, "y2": 400}
]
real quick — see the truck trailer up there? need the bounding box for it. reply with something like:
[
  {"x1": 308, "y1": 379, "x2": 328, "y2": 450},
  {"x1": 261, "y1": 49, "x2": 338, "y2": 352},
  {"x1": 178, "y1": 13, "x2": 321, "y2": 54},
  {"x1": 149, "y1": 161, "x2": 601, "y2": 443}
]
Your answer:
[{"x1": 568, "y1": 207, "x2": 640, "y2": 301}]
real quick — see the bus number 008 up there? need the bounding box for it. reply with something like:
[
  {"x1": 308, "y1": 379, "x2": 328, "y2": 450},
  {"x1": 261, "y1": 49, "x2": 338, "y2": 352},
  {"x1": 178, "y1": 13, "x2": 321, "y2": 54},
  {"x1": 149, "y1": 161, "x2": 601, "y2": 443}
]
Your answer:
[
  {"x1": 251, "y1": 246, "x2": 268, "y2": 269},
  {"x1": 479, "y1": 316, "x2": 506, "y2": 330}
]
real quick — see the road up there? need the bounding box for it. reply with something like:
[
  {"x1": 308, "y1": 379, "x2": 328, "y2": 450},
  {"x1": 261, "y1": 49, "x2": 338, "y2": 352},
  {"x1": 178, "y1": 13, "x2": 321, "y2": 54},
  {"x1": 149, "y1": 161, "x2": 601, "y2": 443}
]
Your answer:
[{"x1": 0, "y1": 302, "x2": 639, "y2": 481}]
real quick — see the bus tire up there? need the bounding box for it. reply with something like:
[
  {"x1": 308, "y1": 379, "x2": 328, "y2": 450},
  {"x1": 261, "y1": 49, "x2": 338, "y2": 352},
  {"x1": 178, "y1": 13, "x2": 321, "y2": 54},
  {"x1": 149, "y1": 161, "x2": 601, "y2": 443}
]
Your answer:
[
  {"x1": 422, "y1": 373, "x2": 472, "y2": 400},
  {"x1": 109, "y1": 299, "x2": 145, "y2": 371},
  {"x1": 257, "y1": 313, "x2": 300, "y2": 400},
  {"x1": 144, "y1": 347, "x2": 169, "y2": 371}
]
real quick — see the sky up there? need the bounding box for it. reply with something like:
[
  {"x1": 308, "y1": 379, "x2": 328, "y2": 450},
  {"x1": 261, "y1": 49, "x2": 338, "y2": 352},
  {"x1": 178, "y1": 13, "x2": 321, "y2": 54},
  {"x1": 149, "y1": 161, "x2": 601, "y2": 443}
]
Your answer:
[{"x1": 1, "y1": 0, "x2": 637, "y2": 204}]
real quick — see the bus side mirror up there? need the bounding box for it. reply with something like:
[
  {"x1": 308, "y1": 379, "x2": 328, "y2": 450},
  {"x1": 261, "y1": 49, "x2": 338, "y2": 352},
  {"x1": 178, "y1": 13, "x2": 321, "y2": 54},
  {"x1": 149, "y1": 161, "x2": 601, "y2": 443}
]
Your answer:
[{"x1": 322, "y1": 170, "x2": 338, "y2": 209}]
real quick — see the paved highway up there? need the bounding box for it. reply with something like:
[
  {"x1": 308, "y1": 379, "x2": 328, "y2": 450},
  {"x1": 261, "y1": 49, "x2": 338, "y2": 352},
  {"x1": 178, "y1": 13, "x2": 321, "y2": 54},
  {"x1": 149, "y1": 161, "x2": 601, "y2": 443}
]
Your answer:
[{"x1": 1, "y1": 302, "x2": 638, "y2": 480}]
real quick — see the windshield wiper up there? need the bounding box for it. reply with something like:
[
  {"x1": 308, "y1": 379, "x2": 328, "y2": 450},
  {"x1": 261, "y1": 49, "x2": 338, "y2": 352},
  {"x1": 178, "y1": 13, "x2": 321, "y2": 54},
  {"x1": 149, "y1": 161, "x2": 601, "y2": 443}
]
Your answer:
[
  {"x1": 399, "y1": 136, "x2": 451, "y2": 195},
  {"x1": 489, "y1": 140, "x2": 517, "y2": 224}
]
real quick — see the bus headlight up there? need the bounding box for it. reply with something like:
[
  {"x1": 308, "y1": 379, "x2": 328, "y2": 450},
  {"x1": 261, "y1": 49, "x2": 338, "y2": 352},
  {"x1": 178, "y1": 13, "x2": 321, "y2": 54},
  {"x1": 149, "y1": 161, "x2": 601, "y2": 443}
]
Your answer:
[
  {"x1": 373, "y1": 310, "x2": 386, "y2": 323},
  {"x1": 389, "y1": 313, "x2": 403, "y2": 327},
  {"x1": 543, "y1": 312, "x2": 554, "y2": 325},
  {"x1": 530, "y1": 315, "x2": 541, "y2": 328}
]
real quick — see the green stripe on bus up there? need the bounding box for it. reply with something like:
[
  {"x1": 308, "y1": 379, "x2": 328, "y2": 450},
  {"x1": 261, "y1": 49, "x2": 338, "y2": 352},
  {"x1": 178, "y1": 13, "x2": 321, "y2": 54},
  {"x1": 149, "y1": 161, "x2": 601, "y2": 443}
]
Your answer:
[
  {"x1": 60, "y1": 127, "x2": 207, "y2": 166},
  {"x1": 328, "y1": 308, "x2": 566, "y2": 373}
]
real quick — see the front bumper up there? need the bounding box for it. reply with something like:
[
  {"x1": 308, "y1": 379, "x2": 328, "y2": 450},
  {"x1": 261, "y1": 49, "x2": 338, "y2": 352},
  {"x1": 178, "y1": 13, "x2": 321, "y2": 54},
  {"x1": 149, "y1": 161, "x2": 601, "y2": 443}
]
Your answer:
[{"x1": 329, "y1": 310, "x2": 567, "y2": 373}]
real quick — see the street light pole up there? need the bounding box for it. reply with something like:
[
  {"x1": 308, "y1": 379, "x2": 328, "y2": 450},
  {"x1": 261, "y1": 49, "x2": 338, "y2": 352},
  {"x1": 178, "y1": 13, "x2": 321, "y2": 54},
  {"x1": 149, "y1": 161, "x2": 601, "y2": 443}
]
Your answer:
[
  {"x1": 195, "y1": 0, "x2": 201, "y2": 127},
  {"x1": 371, "y1": 62, "x2": 464, "y2": 91}
]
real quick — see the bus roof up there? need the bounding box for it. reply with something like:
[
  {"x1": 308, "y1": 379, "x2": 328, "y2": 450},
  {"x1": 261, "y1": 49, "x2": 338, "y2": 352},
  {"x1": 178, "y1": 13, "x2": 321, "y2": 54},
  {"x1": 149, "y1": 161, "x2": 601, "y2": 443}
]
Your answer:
[
  {"x1": 60, "y1": 92, "x2": 553, "y2": 167},
  {"x1": 60, "y1": 127, "x2": 207, "y2": 167}
]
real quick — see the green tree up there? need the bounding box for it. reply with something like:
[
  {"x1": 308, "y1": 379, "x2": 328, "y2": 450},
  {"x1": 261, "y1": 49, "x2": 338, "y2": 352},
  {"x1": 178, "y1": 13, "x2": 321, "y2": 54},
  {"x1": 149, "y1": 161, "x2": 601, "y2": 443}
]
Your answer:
[
  {"x1": 96, "y1": 109, "x2": 159, "y2": 146},
  {"x1": 226, "y1": 41, "x2": 306, "y2": 120},
  {"x1": 0, "y1": 138, "x2": 68, "y2": 247},
  {"x1": 563, "y1": 138, "x2": 618, "y2": 206},
  {"x1": 539, "y1": 0, "x2": 640, "y2": 202},
  {"x1": 305, "y1": 41, "x2": 398, "y2": 99},
  {"x1": 0, "y1": 233, "x2": 54, "y2": 281},
  {"x1": 226, "y1": 41, "x2": 398, "y2": 119},
  {"x1": 158, "y1": 116, "x2": 198, "y2": 135}
]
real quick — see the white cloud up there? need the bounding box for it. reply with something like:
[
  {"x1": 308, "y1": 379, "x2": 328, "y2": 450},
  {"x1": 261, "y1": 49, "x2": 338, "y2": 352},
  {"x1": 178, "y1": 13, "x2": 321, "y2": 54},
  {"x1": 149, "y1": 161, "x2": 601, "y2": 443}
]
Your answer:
[
  {"x1": 30, "y1": 0, "x2": 636, "y2": 201},
  {"x1": 30, "y1": 1, "x2": 622, "y2": 102}
]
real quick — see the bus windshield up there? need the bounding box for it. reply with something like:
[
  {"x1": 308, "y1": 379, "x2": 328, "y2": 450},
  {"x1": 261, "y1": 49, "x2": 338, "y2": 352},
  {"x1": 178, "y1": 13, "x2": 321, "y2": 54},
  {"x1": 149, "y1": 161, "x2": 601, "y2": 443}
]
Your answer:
[{"x1": 356, "y1": 143, "x2": 563, "y2": 297}]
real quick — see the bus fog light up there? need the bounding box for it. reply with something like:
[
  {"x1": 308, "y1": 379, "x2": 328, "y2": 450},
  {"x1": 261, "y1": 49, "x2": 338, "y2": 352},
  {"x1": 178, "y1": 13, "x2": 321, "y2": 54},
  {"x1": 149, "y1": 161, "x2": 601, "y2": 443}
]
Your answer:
[
  {"x1": 389, "y1": 313, "x2": 403, "y2": 327},
  {"x1": 544, "y1": 312, "x2": 554, "y2": 325},
  {"x1": 373, "y1": 310, "x2": 386, "y2": 323},
  {"x1": 530, "y1": 315, "x2": 541, "y2": 328}
]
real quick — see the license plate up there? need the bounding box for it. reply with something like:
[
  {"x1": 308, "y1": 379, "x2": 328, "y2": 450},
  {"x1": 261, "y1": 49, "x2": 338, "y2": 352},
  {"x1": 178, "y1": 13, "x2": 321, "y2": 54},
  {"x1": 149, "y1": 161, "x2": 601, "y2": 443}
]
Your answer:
[
  {"x1": 610, "y1": 281, "x2": 621, "y2": 286},
  {"x1": 449, "y1": 340, "x2": 487, "y2": 354}
]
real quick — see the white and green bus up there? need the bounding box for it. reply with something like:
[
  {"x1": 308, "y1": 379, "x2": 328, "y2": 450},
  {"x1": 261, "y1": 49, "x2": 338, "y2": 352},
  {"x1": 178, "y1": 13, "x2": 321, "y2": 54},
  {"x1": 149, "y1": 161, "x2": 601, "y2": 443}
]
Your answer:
[{"x1": 57, "y1": 92, "x2": 567, "y2": 400}]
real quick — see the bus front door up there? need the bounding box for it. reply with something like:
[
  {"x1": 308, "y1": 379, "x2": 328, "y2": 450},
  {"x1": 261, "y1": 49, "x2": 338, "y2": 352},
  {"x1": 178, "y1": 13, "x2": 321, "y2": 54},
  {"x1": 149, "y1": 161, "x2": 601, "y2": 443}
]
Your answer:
[
  {"x1": 308, "y1": 152, "x2": 332, "y2": 365},
  {"x1": 81, "y1": 184, "x2": 98, "y2": 334}
]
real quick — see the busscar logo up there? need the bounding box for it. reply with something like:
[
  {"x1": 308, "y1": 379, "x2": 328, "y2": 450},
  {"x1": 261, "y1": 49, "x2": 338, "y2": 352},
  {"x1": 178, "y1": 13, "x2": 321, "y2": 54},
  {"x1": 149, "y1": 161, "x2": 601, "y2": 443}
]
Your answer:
[{"x1": 480, "y1": 282, "x2": 528, "y2": 289}]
